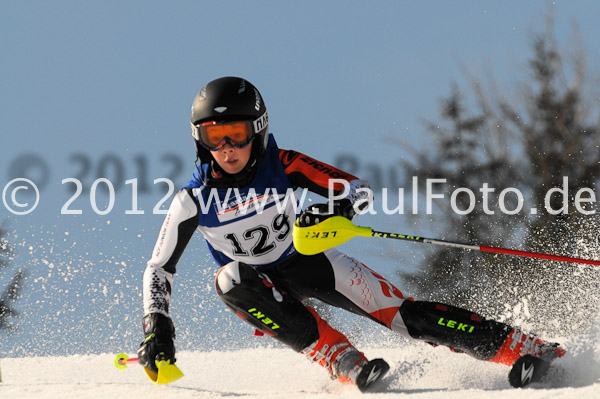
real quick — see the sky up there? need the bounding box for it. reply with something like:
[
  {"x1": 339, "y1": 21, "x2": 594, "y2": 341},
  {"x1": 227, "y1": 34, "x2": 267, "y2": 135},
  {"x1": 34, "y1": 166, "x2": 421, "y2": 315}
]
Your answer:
[{"x1": 2, "y1": 0, "x2": 600, "y2": 357}]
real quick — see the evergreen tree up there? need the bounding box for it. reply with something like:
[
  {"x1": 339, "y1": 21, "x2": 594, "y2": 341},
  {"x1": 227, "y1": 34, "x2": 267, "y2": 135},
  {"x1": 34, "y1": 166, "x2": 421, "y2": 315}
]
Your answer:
[
  {"x1": 0, "y1": 223, "x2": 25, "y2": 332},
  {"x1": 402, "y1": 19, "x2": 600, "y2": 335}
]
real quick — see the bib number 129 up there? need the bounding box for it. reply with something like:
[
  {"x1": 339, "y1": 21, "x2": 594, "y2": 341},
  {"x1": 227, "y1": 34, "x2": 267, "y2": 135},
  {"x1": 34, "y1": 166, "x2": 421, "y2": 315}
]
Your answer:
[{"x1": 224, "y1": 213, "x2": 290, "y2": 257}]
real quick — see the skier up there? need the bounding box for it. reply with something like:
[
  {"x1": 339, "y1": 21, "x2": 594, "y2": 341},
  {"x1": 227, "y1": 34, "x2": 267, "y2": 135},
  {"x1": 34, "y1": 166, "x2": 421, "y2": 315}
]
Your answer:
[{"x1": 138, "y1": 77, "x2": 565, "y2": 392}]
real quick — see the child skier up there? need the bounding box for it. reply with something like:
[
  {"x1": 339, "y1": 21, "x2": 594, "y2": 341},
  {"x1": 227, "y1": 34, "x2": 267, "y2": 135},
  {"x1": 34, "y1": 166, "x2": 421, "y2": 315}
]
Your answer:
[{"x1": 138, "y1": 77, "x2": 565, "y2": 392}]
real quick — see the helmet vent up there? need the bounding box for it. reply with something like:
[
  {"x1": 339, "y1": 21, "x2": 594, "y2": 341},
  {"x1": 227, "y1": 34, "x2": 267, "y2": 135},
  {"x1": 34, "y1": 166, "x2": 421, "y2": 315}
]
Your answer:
[
  {"x1": 238, "y1": 80, "x2": 246, "y2": 94},
  {"x1": 214, "y1": 106, "x2": 228, "y2": 113}
]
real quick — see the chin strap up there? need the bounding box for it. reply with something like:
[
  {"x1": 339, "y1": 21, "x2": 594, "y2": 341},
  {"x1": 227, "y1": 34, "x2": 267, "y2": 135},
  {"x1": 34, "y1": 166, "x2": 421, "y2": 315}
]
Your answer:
[
  {"x1": 204, "y1": 157, "x2": 261, "y2": 188},
  {"x1": 193, "y1": 156, "x2": 204, "y2": 179}
]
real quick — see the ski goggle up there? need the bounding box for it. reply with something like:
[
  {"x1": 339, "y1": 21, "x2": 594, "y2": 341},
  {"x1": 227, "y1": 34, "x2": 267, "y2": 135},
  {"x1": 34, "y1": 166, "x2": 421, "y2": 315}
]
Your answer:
[{"x1": 193, "y1": 120, "x2": 254, "y2": 151}]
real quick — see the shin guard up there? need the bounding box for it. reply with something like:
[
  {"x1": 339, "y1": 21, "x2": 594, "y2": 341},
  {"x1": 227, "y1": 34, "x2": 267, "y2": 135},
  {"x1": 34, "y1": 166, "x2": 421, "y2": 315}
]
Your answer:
[{"x1": 399, "y1": 300, "x2": 512, "y2": 361}]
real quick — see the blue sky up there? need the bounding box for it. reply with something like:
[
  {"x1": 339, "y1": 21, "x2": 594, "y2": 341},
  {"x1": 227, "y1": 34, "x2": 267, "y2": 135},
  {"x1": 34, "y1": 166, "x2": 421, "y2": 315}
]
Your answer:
[
  {"x1": 4, "y1": 1, "x2": 600, "y2": 182},
  {"x1": 4, "y1": 1, "x2": 600, "y2": 221},
  {"x1": 2, "y1": 1, "x2": 600, "y2": 355}
]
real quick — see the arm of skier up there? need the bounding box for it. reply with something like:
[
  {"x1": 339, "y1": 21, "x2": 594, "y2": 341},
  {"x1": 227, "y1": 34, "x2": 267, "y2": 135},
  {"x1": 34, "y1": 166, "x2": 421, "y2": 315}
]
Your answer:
[
  {"x1": 138, "y1": 188, "x2": 200, "y2": 372},
  {"x1": 279, "y1": 149, "x2": 372, "y2": 224}
]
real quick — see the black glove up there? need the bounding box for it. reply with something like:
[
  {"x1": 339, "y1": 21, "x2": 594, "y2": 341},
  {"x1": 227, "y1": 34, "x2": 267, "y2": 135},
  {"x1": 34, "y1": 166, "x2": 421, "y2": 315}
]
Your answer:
[
  {"x1": 297, "y1": 199, "x2": 355, "y2": 227},
  {"x1": 137, "y1": 313, "x2": 176, "y2": 373}
]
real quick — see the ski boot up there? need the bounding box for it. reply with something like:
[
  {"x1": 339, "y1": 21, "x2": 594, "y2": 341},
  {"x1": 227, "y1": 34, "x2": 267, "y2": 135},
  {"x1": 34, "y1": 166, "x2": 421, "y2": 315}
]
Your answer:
[
  {"x1": 491, "y1": 326, "x2": 566, "y2": 366},
  {"x1": 333, "y1": 349, "x2": 390, "y2": 393},
  {"x1": 493, "y1": 327, "x2": 566, "y2": 388},
  {"x1": 508, "y1": 341, "x2": 565, "y2": 388}
]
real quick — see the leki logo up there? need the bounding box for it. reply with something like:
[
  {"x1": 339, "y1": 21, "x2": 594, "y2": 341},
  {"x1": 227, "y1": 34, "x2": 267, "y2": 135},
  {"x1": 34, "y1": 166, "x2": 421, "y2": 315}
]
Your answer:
[
  {"x1": 248, "y1": 307, "x2": 280, "y2": 330},
  {"x1": 437, "y1": 318, "x2": 475, "y2": 333},
  {"x1": 304, "y1": 230, "x2": 338, "y2": 239}
]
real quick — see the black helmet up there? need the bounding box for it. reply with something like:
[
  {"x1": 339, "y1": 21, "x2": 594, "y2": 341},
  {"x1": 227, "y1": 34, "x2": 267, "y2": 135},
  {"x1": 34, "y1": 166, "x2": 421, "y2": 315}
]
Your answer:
[{"x1": 191, "y1": 77, "x2": 269, "y2": 167}]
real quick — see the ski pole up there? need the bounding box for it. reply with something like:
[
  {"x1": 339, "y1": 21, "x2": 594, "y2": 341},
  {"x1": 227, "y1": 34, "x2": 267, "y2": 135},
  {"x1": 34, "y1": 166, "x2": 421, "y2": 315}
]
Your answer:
[
  {"x1": 113, "y1": 353, "x2": 184, "y2": 384},
  {"x1": 293, "y1": 216, "x2": 600, "y2": 266},
  {"x1": 114, "y1": 353, "x2": 139, "y2": 369}
]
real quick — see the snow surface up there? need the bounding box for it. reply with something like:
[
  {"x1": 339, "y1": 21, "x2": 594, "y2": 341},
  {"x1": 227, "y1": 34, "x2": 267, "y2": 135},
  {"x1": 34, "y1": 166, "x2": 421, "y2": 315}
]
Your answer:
[
  {"x1": 1, "y1": 339, "x2": 599, "y2": 399},
  {"x1": 3, "y1": 212, "x2": 600, "y2": 399}
]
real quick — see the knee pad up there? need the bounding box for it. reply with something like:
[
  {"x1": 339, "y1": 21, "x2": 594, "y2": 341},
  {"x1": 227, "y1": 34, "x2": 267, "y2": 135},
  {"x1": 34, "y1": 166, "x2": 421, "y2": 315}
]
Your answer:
[
  {"x1": 215, "y1": 262, "x2": 319, "y2": 352},
  {"x1": 215, "y1": 262, "x2": 242, "y2": 296}
]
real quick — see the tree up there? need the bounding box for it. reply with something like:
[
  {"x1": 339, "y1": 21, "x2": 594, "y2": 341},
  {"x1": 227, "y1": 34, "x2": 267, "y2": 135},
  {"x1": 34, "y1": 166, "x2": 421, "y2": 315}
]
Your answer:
[
  {"x1": 0, "y1": 222, "x2": 25, "y2": 332},
  {"x1": 402, "y1": 18, "x2": 600, "y2": 336}
]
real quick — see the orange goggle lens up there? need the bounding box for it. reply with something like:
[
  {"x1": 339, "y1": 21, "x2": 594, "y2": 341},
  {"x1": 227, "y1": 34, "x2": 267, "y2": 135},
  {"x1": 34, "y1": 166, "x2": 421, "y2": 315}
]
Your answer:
[{"x1": 197, "y1": 121, "x2": 253, "y2": 150}]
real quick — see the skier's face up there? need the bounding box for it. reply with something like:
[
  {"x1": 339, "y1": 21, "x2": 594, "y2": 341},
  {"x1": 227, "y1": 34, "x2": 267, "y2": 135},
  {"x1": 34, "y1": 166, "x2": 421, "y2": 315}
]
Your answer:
[{"x1": 211, "y1": 141, "x2": 253, "y2": 175}]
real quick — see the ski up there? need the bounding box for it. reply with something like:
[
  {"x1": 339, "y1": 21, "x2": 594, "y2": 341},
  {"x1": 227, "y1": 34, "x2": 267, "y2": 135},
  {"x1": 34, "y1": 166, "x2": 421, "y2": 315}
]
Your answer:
[
  {"x1": 508, "y1": 352, "x2": 557, "y2": 388},
  {"x1": 355, "y1": 358, "x2": 390, "y2": 393}
]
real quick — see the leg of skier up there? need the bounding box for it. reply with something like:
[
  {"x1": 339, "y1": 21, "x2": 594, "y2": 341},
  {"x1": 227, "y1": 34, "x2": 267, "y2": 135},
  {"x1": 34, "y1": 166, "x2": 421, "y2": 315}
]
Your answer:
[
  {"x1": 214, "y1": 260, "x2": 389, "y2": 392},
  {"x1": 398, "y1": 300, "x2": 566, "y2": 365},
  {"x1": 270, "y1": 248, "x2": 565, "y2": 368}
]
